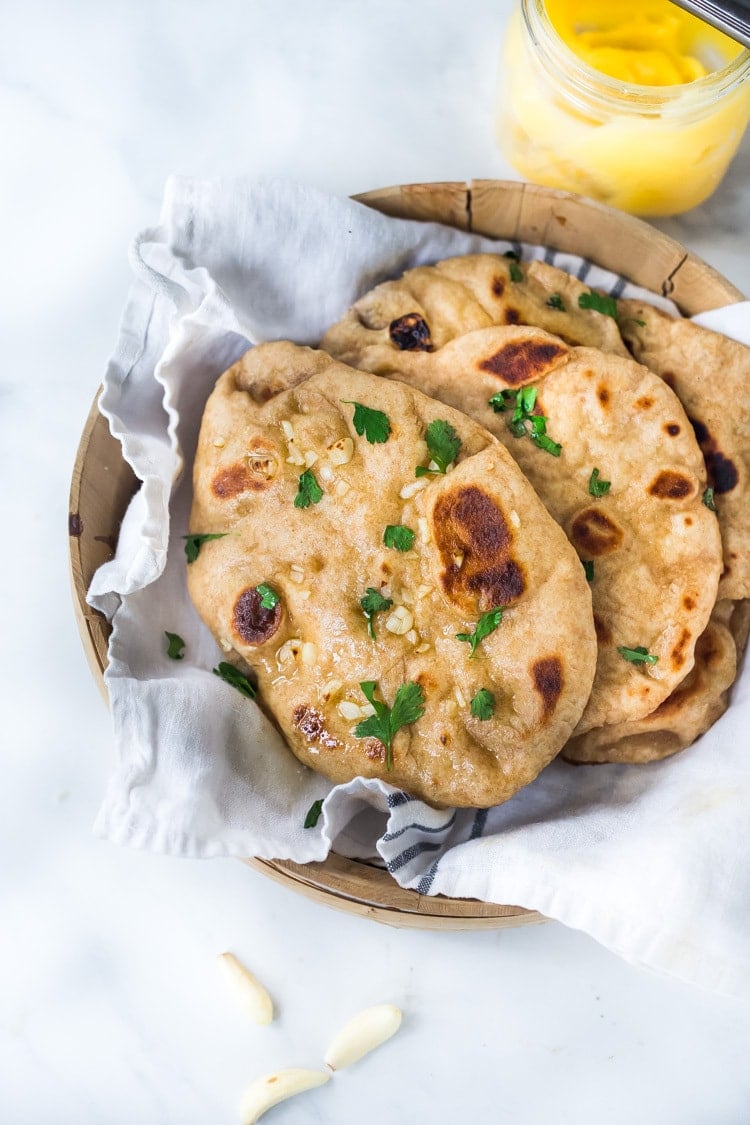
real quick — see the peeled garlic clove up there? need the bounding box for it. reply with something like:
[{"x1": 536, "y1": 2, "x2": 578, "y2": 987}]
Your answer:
[
  {"x1": 324, "y1": 1004, "x2": 402, "y2": 1071},
  {"x1": 217, "y1": 952, "x2": 274, "y2": 1025},
  {"x1": 240, "y1": 1069, "x2": 329, "y2": 1124}
]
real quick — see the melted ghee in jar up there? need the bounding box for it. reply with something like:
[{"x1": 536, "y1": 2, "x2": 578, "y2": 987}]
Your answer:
[{"x1": 496, "y1": 0, "x2": 750, "y2": 215}]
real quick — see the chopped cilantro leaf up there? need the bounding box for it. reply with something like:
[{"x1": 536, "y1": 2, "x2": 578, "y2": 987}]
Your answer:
[
  {"x1": 490, "y1": 385, "x2": 562, "y2": 457},
  {"x1": 589, "y1": 468, "x2": 611, "y2": 497},
  {"x1": 304, "y1": 799, "x2": 324, "y2": 829},
  {"x1": 256, "y1": 583, "x2": 279, "y2": 610},
  {"x1": 212, "y1": 661, "x2": 257, "y2": 698},
  {"x1": 183, "y1": 532, "x2": 227, "y2": 564},
  {"x1": 418, "y1": 419, "x2": 461, "y2": 476},
  {"x1": 532, "y1": 431, "x2": 562, "y2": 457},
  {"x1": 360, "y1": 587, "x2": 393, "y2": 640},
  {"x1": 165, "y1": 631, "x2": 186, "y2": 660},
  {"x1": 383, "y1": 525, "x2": 415, "y2": 552},
  {"x1": 547, "y1": 293, "x2": 565, "y2": 310},
  {"x1": 294, "y1": 469, "x2": 323, "y2": 509},
  {"x1": 617, "y1": 645, "x2": 658, "y2": 665},
  {"x1": 470, "y1": 689, "x2": 495, "y2": 720},
  {"x1": 354, "y1": 680, "x2": 426, "y2": 770},
  {"x1": 342, "y1": 401, "x2": 391, "y2": 444},
  {"x1": 578, "y1": 290, "x2": 618, "y2": 319},
  {"x1": 509, "y1": 261, "x2": 523, "y2": 283},
  {"x1": 488, "y1": 390, "x2": 515, "y2": 413},
  {"x1": 456, "y1": 608, "x2": 504, "y2": 658},
  {"x1": 703, "y1": 487, "x2": 717, "y2": 512},
  {"x1": 582, "y1": 560, "x2": 595, "y2": 582}
]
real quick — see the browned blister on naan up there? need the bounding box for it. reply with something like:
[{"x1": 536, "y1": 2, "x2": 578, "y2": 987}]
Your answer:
[{"x1": 187, "y1": 342, "x2": 597, "y2": 808}]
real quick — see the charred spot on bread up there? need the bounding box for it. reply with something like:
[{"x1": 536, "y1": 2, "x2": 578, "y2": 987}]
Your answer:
[
  {"x1": 532, "y1": 656, "x2": 564, "y2": 717},
  {"x1": 648, "y1": 470, "x2": 695, "y2": 501},
  {"x1": 689, "y1": 417, "x2": 739, "y2": 494},
  {"x1": 570, "y1": 508, "x2": 623, "y2": 556},
  {"x1": 432, "y1": 485, "x2": 526, "y2": 613},
  {"x1": 233, "y1": 586, "x2": 282, "y2": 644},
  {"x1": 212, "y1": 463, "x2": 256, "y2": 498},
  {"x1": 292, "y1": 705, "x2": 341, "y2": 749},
  {"x1": 389, "y1": 313, "x2": 433, "y2": 351},
  {"x1": 478, "y1": 338, "x2": 568, "y2": 386}
]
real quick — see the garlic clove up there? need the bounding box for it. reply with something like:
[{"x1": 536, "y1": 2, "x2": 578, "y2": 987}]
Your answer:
[{"x1": 324, "y1": 1004, "x2": 402, "y2": 1071}]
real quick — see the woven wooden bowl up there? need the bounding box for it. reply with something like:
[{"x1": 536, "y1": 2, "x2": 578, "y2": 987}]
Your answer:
[{"x1": 69, "y1": 179, "x2": 743, "y2": 930}]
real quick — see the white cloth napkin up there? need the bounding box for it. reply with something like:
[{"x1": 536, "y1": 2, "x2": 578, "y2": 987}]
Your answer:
[{"x1": 89, "y1": 176, "x2": 750, "y2": 997}]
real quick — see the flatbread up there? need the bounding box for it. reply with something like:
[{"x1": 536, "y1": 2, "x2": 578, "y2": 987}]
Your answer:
[
  {"x1": 619, "y1": 300, "x2": 750, "y2": 602},
  {"x1": 187, "y1": 341, "x2": 597, "y2": 808},
  {"x1": 562, "y1": 603, "x2": 737, "y2": 763},
  {"x1": 322, "y1": 319, "x2": 723, "y2": 736},
  {"x1": 322, "y1": 254, "x2": 629, "y2": 373}
]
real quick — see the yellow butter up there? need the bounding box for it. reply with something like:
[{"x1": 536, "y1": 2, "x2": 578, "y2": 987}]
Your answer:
[{"x1": 496, "y1": 0, "x2": 750, "y2": 215}]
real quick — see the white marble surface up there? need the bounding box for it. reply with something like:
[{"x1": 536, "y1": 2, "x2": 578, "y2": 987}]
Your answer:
[{"x1": 3, "y1": 1, "x2": 750, "y2": 1122}]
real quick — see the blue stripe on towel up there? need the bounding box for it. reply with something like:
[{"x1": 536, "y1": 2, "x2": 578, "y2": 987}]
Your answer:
[
  {"x1": 387, "y1": 791, "x2": 415, "y2": 808},
  {"x1": 383, "y1": 812, "x2": 457, "y2": 842},
  {"x1": 386, "y1": 841, "x2": 443, "y2": 873},
  {"x1": 470, "y1": 809, "x2": 489, "y2": 839},
  {"x1": 417, "y1": 860, "x2": 441, "y2": 895}
]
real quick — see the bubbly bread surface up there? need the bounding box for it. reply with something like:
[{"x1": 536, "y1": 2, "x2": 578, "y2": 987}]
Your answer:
[
  {"x1": 322, "y1": 312, "x2": 723, "y2": 736},
  {"x1": 187, "y1": 342, "x2": 598, "y2": 808}
]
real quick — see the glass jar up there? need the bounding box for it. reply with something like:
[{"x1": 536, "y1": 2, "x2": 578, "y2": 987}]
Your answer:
[{"x1": 495, "y1": 0, "x2": 750, "y2": 216}]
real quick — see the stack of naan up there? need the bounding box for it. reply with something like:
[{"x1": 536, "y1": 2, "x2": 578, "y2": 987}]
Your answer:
[{"x1": 187, "y1": 252, "x2": 748, "y2": 808}]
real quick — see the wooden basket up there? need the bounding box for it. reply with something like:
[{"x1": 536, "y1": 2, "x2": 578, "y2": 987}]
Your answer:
[{"x1": 69, "y1": 179, "x2": 743, "y2": 931}]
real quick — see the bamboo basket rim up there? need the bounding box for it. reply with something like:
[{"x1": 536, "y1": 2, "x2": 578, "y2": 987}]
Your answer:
[{"x1": 68, "y1": 178, "x2": 744, "y2": 931}]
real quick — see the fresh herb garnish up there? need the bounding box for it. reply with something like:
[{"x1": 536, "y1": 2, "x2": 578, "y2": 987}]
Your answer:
[
  {"x1": 294, "y1": 469, "x2": 323, "y2": 509},
  {"x1": 488, "y1": 389, "x2": 515, "y2": 413},
  {"x1": 183, "y1": 532, "x2": 227, "y2": 564},
  {"x1": 617, "y1": 646, "x2": 658, "y2": 666},
  {"x1": 383, "y1": 525, "x2": 415, "y2": 552},
  {"x1": 360, "y1": 587, "x2": 394, "y2": 640},
  {"x1": 703, "y1": 487, "x2": 717, "y2": 512},
  {"x1": 470, "y1": 688, "x2": 495, "y2": 720},
  {"x1": 488, "y1": 386, "x2": 562, "y2": 457},
  {"x1": 342, "y1": 401, "x2": 391, "y2": 444},
  {"x1": 633, "y1": 318, "x2": 646, "y2": 327},
  {"x1": 547, "y1": 293, "x2": 565, "y2": 311},
  {"x1": 588, "y1": 468, "x2": 611, "y2": 497},
  {"x1": 165, "y1": 631, "x2": 186, "y2": 660},
  {"x1": 304, "y1": 799, "x2": 324, "y2": 829},
  {"x1": 582, "y1": 560, "x2": 595, "y2": 583},
  {"x1": 578, "y1": 290, "x2": 618, "y2": 319},
  {"x1": 256, "y1": 583, "x2": 279, "y2": 610},
  {"x1": 509, "y1": 261, "x2": 523, "y2": 283},
  {"x1": 456, "y1": 608, "x2": 504, "y2": 658},
  {"x1": 353, "y1": 681, "x2": 426, "y2": 770},
  {"x1": 212, "y1": 661, "x2": 257, "y2": 698},
  {"x1": 415, "y1": 419, "x2": 462, "y2": 477}
]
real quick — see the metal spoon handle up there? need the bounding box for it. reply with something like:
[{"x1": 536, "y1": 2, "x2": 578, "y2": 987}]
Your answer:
[{"x1": 669, "y1": 0, "x2": 750, "y2": 50}]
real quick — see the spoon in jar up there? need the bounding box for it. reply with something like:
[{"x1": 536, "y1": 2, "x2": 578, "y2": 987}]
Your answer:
[{"x1": 668, "y1": 0, "x2": 750, "y2": 50}]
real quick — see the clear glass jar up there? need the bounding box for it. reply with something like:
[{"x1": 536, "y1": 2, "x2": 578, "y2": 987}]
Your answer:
[{"x1": 495, "y1": 0, "x2": 750, "y2": 216}]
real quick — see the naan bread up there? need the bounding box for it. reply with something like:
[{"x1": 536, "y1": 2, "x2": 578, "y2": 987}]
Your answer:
[
  {"x1": 322, "y1": 253, "x2": 629, "y2": 372},
  {"x1": 187, "y1": 342, "x2": 597, "y2": 808},
  {"x1": 563, "y1": 603, "x2": 737, "y2": 763},
  {"x1": 619, "y1": 300, "x2": 750, "y2": 602},
  {"x1": 321, "y1": 318, "x2": 723, "y2": 736}
]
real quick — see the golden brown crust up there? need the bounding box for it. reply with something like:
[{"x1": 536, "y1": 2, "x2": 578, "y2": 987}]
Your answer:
[
  {"x1": 187, "y1": 342, "x2": 598, "y2": 808},
  {"x1": 619, "y1": 301, "x2": 750, "y2": 601},
  {"x1": 323, "y1": 316, "x2": 723, "y2": 735}
]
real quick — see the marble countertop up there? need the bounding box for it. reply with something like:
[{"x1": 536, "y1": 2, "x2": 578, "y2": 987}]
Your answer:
[{"x1": 3, "y1": 1, "x2": 750, "y2": 1122}]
